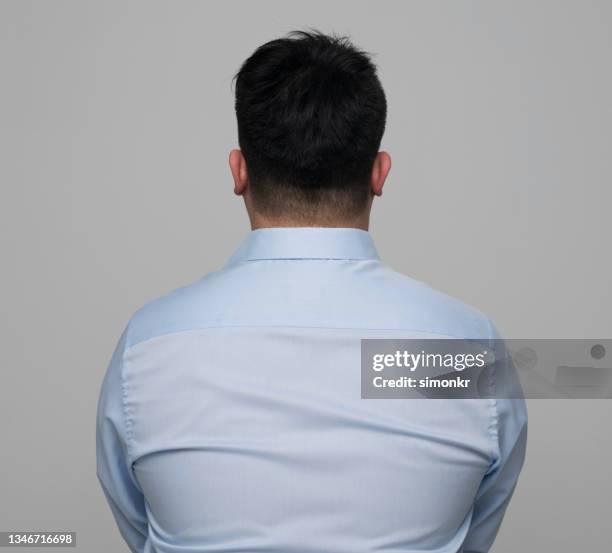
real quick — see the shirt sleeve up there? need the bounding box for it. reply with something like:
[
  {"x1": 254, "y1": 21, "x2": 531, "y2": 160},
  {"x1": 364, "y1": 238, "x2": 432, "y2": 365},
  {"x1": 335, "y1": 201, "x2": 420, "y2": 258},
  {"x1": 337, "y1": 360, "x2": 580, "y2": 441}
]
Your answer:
[
  {"x1": 96, "y1": 326, "x2": 148, "y2": 553},
  {"x1": 462, "y1": 322, "x2": 528, "y2": 553}
]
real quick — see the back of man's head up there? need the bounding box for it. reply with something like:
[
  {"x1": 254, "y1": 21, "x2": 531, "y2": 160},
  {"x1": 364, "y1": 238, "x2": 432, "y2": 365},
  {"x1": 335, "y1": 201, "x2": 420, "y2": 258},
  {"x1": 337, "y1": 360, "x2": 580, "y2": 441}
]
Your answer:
[{"x1": 233, "y1": 30, "x2": 387, "y2": 224}]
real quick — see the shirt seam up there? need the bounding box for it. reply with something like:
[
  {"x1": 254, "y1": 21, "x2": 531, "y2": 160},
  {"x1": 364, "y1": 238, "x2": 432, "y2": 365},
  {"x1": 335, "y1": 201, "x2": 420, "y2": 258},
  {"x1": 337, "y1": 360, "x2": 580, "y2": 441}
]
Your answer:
[
  {"x1": 486, "y1": 318, "x2": 501, "y2": 469},
  {"x1": 247, "y1": 256, "x2": 377, "y2": 260},
  {"x1": 226, "y1": 257, "x2": 380, "y2": 267},
  {"x1": 120, "y1": 333, "x2": 136, "y2": 468},
  {"x1": 124, "y1": 324, "x2": 488, "y2": 355}
]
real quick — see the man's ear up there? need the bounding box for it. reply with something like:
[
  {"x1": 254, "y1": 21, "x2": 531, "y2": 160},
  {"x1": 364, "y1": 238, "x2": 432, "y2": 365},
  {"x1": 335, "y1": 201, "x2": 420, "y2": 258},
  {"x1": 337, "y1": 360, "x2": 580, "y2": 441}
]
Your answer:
[
  {"x1": 370, "y1": 151, "x2": 392, "y2": 197},
  {"x1": 229, "y1": 149, "x2": 249, "y2": 196}
]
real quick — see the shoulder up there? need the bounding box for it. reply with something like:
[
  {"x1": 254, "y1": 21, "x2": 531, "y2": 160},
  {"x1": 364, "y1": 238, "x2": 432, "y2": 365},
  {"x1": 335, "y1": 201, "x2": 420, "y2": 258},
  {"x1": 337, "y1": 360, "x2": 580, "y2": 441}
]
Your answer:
[
  {"x1": 122, "y1": 267, "x2": 238, "y2": 349},
  {"x1": 121, "y1": 260, "x2": 496, "y2": 347},
  {"x1": 369, "y1": 262, "x2": 493, "y2": 339}
]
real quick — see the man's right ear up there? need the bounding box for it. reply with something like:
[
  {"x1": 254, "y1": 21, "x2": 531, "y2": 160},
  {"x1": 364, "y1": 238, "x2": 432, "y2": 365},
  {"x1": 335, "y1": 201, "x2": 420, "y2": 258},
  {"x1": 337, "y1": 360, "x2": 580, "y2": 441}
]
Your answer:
[
  {"x1": 370, "y1": 151, "x2": 392, "y2": 197},
  {"x1": 229, "y1": 149, "x2": 249, "y2": 196}
]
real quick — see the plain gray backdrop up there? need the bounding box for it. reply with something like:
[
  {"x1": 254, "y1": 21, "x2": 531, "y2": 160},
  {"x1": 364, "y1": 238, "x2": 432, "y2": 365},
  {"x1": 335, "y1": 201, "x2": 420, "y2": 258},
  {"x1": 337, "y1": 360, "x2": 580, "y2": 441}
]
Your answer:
[{"x1": 1, "y1": 1, "x2": 611, "y2": 551}]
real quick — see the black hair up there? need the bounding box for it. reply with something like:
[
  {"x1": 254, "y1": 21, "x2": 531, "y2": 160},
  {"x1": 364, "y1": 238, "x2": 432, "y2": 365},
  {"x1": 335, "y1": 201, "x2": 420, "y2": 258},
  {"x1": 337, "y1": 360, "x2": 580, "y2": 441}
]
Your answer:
[{"x1": 233, "y1": 30, "x2": 387, "y2": 220}]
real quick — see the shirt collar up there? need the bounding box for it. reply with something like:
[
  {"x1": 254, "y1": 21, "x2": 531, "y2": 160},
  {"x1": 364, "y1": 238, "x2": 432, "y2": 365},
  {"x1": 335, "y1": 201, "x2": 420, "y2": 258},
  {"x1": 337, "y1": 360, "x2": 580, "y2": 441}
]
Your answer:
[{"x1": 225, "y1": 227, "x2": 380, "y2": 266}]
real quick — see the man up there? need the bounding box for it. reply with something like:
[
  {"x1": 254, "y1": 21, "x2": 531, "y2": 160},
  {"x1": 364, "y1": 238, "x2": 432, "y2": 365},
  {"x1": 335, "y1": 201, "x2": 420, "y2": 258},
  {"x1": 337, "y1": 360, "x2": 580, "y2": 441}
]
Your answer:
[{"x1": 97, "y1": 31, "x2": 527, "y2": 553}]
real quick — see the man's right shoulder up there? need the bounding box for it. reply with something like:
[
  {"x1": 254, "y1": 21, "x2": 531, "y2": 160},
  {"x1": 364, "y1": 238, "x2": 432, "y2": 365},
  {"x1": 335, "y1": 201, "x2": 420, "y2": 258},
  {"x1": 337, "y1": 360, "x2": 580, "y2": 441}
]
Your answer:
[{"x1": 363, "y1": 262, "x2": 493, "y2": 340}]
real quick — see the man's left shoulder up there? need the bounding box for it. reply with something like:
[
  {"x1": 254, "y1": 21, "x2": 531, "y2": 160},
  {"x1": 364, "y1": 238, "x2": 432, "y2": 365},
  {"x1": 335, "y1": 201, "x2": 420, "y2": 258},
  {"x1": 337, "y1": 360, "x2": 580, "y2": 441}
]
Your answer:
[{"x1": 123, "y1": 271, "x2": 227, "y2": 350}]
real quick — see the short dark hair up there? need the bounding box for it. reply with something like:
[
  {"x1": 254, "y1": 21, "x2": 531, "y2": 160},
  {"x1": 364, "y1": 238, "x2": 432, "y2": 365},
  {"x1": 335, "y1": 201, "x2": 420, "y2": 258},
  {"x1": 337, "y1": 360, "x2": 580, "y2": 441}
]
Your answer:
[{"x1": 233, "y1": 30, "x2": 387, "y2": 220}]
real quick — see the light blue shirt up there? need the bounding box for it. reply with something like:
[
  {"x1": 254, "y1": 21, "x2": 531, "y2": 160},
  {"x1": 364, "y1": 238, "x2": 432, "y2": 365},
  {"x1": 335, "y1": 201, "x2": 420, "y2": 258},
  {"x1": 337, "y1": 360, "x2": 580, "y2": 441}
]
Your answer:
[{"x1": 96, "y1": 227, "x2": 527, "y2": 553}]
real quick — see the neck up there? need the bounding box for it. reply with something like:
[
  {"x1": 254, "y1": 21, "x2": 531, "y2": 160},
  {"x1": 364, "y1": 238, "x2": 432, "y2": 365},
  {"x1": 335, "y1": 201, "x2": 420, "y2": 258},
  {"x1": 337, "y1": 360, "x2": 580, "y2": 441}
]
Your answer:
[
  {"x1": 242, "y1": 190, "x2": 374, "y2": 231},
  {"x1": 249, "y1": 217, "x2": 369, "y2": 232},
  {"x1": 247, "y1": 209, "x2": 371, "y2": 232}
]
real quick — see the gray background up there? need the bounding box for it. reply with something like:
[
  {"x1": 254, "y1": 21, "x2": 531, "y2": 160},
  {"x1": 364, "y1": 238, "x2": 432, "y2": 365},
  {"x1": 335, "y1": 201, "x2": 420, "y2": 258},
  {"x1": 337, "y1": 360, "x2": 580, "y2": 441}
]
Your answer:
[{"x1": 1, "y1": 1, "x2": 611, "y2": 551}]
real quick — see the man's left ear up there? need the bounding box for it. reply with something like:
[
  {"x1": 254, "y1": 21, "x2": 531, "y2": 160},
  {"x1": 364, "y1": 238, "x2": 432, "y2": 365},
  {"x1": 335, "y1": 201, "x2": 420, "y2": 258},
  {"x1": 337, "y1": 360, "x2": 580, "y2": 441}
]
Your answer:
[
  {"x1": 370, "y1": 151, "x2": 392, "y2": 197},
  {"x1": 229, "y1": 149, "x2": 249, "y2": 196}
]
